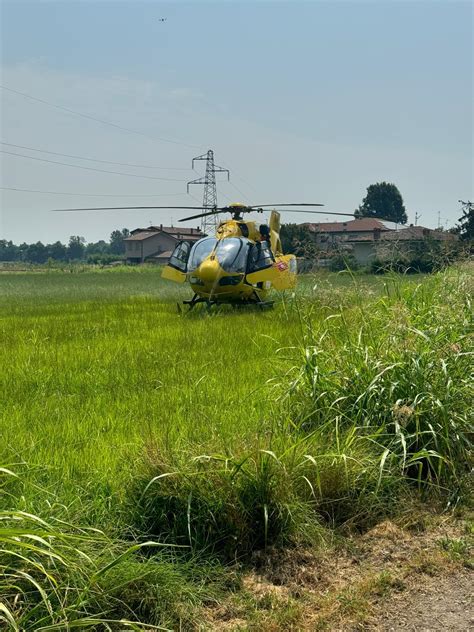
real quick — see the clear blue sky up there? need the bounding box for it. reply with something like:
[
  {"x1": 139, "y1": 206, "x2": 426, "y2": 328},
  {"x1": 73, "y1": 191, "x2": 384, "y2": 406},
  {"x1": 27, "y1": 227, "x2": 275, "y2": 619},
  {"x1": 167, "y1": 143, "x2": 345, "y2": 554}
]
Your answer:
[{"x1": 1, "y1": 0, "x2": 472, "y2": 243}]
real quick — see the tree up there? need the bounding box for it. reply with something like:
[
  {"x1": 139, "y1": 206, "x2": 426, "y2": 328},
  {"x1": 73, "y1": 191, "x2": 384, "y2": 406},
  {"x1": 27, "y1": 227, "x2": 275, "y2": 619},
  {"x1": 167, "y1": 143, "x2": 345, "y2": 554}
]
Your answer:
[
  {"x1": 280, "y1": 224, "x2": 318, "y2": 257},
  {"x1": 0, "y1": 240, "x2": 20, "y2": 261},
  {"x1": 67, "y1": 236, "x2": 86, "y2": 260},
  {"x1": 85, "y1": 240, "x2": 110, "y2": 256},
  {"x1": 355, "y1": 182, "x2": 408, "y2": 224},
  {"x1": 25, "y1": 242, "x2": 48, "y2": 264},
  {"x1": 456, "y1": 200, "x2": 474, "y2": 241},
  {"x1": 47, "y1": 241, "x2": 68, "y2": 261},
  {"x1": 109, "y1": 228, "x2": 130, "y2": 255}
]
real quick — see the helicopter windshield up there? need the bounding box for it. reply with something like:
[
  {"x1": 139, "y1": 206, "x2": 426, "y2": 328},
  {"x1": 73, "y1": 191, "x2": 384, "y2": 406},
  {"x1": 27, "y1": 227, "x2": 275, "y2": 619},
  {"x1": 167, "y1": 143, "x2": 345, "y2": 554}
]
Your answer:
[
  {"x1": 188, "y1": 237, "x2": 218, "y2": 272},
  {"x1": 215, "y1": 238, "x2": 251, "y2": 273}
]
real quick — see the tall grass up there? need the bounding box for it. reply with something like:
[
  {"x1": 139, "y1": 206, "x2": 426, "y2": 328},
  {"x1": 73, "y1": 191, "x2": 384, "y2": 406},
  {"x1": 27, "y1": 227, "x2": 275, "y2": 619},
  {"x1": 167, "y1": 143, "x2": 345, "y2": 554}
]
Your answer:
[
  {"x1": 0, "y1": 467, "x2": 233, "y2": 630},
  {"x1": 1, "y1": 266, "x2": 472, "y2": 626},
  {"x1": 285, "y1": 268, "x2": 473, "y2": 486},
  {"x1": 135, "y1": 267, "x2": 472, "y2": 555}
]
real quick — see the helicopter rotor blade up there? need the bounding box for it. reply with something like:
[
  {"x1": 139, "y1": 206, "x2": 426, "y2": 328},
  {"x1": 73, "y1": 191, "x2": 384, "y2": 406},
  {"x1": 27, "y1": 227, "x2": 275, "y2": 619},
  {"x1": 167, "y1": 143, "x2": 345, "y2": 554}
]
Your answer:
[
  {"x1": 51, "y1": 206, "x2": 209, "y2": 212},
  {"x1": 273, "y1": 210, "x2": 356, "y2": 217},
  {"x1": 51, "y1": 203, "x2": 356, "y2": 222},
  {"x1": 177, "y1": 205, "x2": 269, "y2": 222},
  {"x1": 178, "y1": 210, "x2": 222, "y2": 222},
  {"x1": 179, "y1": 208, "x2": 357, "y2": 222},
  {"x1": 249, "y1": 203, "x2": 325, "y2": 208}
]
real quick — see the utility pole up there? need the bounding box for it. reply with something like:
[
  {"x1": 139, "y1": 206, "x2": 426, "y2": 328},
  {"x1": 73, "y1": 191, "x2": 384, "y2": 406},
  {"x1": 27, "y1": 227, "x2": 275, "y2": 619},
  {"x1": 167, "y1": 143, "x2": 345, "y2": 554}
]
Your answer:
[
  {"x1": 414, "y1": 212, "x2": 421, "y2": 226},
  {"x1": 187, "y1": 150, "x2": 230, "y2": 234}
]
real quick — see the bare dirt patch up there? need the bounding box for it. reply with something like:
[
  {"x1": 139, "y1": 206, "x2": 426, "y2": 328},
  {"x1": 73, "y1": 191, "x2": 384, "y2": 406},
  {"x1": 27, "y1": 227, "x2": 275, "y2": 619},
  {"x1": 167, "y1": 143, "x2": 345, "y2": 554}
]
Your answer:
[
  {"x1": 205, "y1": 514, "x2": 473, "y2": 630},
  {"x1": 378, "y1": 569, "x2": 473, "y2": 631}
]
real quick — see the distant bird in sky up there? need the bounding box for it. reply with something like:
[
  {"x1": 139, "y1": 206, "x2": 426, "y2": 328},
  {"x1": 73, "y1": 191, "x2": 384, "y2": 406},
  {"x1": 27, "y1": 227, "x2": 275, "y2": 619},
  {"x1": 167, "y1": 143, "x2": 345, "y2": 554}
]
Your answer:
[{"x1": 158, "y1": 18, "x2": 167, "y2": 22}]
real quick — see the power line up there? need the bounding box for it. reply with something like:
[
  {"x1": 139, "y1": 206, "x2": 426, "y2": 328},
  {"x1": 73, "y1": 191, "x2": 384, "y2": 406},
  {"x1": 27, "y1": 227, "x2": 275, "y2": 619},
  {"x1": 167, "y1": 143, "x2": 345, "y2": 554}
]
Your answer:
[
  {"x1": 0, "y1": 141, "x2": 192, "y2": 171},
  {"x1": 218, "y1": 189, "x2": 234, "y2": 204},
  {"x1": 1, "y1": 149, "x2": 187, "y2": 182},
  {"x1": 0, "y1": 84, "x2": 203, "y2": 150},
  {"x1": 0, "y1": 186, "x2": 185, "y2": 198},
  {"x1": 0, "y1": 88, "x2": 253, "y2": 203},
  {"x1": 226, "y1": 179, "x2": 251, "y2": 204},
  {"x1": 0, "y1": 88, "x2": 251, "y2": 205},
  {"x1": 218, "y1": 159, "x2": 259, "y2": 196},
  {"x1": 187, "y1": 191, "x2": 203, "y2": 205}
]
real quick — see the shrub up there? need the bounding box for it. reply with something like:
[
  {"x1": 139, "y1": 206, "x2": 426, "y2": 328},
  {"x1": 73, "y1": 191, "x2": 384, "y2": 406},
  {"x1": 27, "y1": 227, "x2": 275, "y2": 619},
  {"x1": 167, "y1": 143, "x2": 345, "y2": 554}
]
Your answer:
[
  {"x1": 370, "y1": 240, "x2": 463, "y2": 274},
  {"x1": 328, "y1": 253, "x2": 359, "y2": 272},
  {"x1": 130, "y1": 447, "x2": 323, "y2": 559},
  {"x1": 87, "y1": 253, "x2": 124, "y2": 265}
]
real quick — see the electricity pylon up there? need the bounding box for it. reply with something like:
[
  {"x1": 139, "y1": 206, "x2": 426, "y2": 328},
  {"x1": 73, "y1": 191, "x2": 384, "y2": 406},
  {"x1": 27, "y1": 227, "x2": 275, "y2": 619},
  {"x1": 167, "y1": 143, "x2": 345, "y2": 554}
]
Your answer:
[{"x1": 187, "y1": 150, "x2": 229, "y2": 234}]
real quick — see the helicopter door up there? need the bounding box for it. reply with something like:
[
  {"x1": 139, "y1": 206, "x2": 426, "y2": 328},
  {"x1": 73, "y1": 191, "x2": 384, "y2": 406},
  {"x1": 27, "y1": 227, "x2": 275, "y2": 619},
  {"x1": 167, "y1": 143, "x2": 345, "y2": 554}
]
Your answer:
[
  {"x1": 161, "y1": 241, "x2": 191, "y2": 284},
  {"x1": 246, "y1": 242, "x2": 278, "y2": 284}
]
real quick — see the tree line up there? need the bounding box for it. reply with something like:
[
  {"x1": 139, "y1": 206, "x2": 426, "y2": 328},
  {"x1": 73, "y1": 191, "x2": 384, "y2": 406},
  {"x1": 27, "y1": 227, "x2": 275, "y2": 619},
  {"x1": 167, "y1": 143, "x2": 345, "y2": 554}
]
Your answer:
[{"x1": 0, "y1": 229, "x2": 130, "y2": 264}]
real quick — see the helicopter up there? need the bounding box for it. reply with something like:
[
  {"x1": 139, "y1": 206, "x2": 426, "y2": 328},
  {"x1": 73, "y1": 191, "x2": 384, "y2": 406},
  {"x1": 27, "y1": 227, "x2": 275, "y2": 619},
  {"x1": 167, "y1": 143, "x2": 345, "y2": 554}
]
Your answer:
[{"x1": 53, "y1": 200, "x2": 356, "y2": 309}]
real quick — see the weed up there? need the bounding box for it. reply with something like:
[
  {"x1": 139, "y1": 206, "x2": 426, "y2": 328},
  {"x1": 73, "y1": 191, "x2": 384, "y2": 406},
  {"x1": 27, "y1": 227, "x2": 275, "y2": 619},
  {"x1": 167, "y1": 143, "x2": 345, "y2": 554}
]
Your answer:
[{"x1": 439, "y1": 536, "x2": 474, "y2": 568}]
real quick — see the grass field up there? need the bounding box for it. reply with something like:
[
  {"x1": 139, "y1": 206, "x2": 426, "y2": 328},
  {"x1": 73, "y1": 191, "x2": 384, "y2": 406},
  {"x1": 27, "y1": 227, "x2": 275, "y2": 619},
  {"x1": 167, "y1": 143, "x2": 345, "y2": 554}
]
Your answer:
[{"x1": 1, "y1": 266, "x2": 472, "y2": 629}]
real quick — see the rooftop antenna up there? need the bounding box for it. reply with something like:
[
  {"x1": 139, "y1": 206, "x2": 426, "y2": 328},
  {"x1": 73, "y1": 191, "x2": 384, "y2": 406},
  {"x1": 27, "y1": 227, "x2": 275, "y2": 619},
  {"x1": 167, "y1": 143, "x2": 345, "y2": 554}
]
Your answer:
[
  {"x1": 414, "y1": 211, "x2": 421, "y2": 226},
  {"x1": 187, "y1": 149, "x2": 229, "y2": 235}
]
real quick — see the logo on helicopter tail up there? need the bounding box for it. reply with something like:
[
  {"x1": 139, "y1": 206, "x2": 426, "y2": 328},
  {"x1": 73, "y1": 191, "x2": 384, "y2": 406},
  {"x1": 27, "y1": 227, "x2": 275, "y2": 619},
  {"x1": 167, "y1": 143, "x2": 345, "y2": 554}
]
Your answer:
[{"x1": 275, "y1": 261, "x2": 288, "y2": 271}]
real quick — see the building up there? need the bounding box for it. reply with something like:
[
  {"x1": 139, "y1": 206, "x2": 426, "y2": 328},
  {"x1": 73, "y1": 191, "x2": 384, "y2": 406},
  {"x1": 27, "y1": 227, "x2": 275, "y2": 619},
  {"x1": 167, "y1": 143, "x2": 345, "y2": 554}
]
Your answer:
[
  {"x1": 124, "y1": 225, "x2": 205, "y2": 264},
  {"x1": 302, "y1": 219, "x2": 455, "y2": 266},
  {"x1": 304, "y1": 218, "x2": 393, "y2": 243},
  {"x1": 302, "y1": 218, "x2": 393, "y2": 265}
]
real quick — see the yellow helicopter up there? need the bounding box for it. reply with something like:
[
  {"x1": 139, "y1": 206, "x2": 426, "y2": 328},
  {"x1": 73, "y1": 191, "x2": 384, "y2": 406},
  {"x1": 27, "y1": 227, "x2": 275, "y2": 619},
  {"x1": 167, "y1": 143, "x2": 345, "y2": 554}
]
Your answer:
[
  {"x1": 53, "y1": 200, "x2": 355, "y2": 309},
  {"x1": 160, "y1": 202, "x2": 355, "y2": 309}
]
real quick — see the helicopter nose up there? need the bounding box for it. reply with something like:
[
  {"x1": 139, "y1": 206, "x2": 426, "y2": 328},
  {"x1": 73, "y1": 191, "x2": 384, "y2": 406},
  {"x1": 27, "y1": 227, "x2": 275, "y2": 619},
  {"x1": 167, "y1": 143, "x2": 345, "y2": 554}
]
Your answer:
[{"x1": 198, "y1": 258, "x2": 222, "y2": 283}]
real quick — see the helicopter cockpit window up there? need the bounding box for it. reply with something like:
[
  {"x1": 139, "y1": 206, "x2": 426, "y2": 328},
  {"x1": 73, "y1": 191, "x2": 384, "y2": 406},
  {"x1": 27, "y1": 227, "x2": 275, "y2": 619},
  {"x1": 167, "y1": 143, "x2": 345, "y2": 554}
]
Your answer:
[
  {"x1": 168, "y1": 241, "x2": 191, "y2": 272},
  {"x1": 188, "y1": 237, "x2": 218, "y2": 272},
  {"x1": 214, "y1": 238, "x2": 251, "y2": 273},
  {"x1": 247, "y1": 242, "x2": 275, "y2": 273}
]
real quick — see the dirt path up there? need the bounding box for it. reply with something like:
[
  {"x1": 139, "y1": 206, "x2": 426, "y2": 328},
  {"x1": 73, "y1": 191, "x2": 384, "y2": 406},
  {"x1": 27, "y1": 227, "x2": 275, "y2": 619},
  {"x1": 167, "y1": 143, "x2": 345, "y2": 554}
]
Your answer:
[
  {"x1": 205, "y1": 516, "x2": 473, "y2": 630},
  {"x1": 379, "y1": 570, "x2": 473, "y2": 631}
]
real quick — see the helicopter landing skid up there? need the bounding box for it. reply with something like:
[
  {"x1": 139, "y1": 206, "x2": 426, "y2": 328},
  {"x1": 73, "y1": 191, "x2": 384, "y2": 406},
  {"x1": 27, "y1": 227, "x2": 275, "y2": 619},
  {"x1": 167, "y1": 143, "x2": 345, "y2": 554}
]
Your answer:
[
  {"x1": 180, "y1": 295, "x2": 221, "y2": 312},
  {"x1": 180, "y1": 294, "x2": 208, "y2": 312},
  {"x1": 179, "y1": 293, "x2": 274, "y2": 312},
  {"x1": 232, "y1": 298, "x2": 274, "y2": 310}
]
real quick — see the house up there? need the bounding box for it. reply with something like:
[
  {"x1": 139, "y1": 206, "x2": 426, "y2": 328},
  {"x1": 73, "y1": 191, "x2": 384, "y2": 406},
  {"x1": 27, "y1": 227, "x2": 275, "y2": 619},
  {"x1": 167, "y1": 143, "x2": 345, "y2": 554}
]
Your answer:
[
  {"x1": 304, "y1": 218, "x2": 392, "y2": 244},
  {"x1": 124, "y1": 225, "x2": 205, "y2": 263},
  {"x1": 147, "y1": 250, "x2": 173, "y2": 265},
  {"x1": 302, "y1": 218, "x2": 393, "y2": 265},
  {"x1": 301, "y1": 219, "x2": 455, "y2": 266}
]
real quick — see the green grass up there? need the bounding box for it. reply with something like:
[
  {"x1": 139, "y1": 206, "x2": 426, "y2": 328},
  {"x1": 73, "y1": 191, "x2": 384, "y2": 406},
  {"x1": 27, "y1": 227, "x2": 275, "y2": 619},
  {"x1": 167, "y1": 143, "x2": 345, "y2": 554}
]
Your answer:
[{"x1": 0, "y1": 265, "x2": 472, "y2": 628}]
